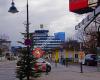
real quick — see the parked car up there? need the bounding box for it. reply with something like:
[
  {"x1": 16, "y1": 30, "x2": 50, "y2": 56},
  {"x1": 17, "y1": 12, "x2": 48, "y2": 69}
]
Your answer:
[
  {"x1": 84, "y1": 54, "x2": 97, "y2": 66},
  {"x1": 16, "y1": 58, "x2": 51, "y2": 72},
  {"x1": 36, "y1": 58, "x2": 51, "y2": 72}
]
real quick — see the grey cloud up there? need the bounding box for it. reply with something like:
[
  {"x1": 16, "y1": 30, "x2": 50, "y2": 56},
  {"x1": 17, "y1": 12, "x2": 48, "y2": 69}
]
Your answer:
[{"x1": 0, "y1": 0, "x2": 84, "y2": 46}]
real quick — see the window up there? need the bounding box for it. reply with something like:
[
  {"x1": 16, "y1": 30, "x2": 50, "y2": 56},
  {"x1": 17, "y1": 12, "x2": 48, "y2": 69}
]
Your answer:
[{"x1": 75, "y1": 54, "x2": 78, "y2": 58}]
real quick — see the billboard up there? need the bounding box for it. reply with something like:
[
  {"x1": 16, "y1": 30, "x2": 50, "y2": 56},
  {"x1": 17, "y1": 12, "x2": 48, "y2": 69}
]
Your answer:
[{"x1": 69, "y1": 0, "x2": 94, "y2": 14}]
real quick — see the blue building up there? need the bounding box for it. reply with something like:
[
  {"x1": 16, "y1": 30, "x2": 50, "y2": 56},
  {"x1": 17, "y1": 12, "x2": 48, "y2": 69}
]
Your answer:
[{"x1": 54, "y1": 32, "x2": 65, "y2": 41}]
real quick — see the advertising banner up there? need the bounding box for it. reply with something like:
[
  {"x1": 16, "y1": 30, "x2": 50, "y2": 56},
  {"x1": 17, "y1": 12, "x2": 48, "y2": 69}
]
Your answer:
[{"x1": 78, "y1": 51, "x2": 85, "y2": 63}]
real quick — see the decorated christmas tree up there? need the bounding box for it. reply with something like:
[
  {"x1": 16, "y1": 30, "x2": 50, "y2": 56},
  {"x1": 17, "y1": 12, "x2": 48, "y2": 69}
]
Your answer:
[{"x1": 16, "y1": 48, "x2": 42, "y2": 80}]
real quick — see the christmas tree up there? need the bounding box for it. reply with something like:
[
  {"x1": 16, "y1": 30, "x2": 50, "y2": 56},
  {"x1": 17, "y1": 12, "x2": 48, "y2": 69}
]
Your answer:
[{"x1": 16, "y1": 47, "x2": 42, "y2": 80}]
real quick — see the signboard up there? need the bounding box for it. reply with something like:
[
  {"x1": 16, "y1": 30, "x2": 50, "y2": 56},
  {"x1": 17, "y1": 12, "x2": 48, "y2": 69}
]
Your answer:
[
  {"x1": 32, "y1": 48, "x2": 45, "y2": 58},
  {"x1": 69, "y1": 0, "x2": 94, "y2": 14},
  {"x1": 69, "y1": 0, "x2": 88, "y2": 11},
  {"x1": 78, "y1": 51, "x2": 85, "y2": 63},
  {"x1": 24, "y1": 39, "x2": 32, "y2": 46},
  {"x1": 88, "y1": 0, "x2": 98, "y2": 7}
]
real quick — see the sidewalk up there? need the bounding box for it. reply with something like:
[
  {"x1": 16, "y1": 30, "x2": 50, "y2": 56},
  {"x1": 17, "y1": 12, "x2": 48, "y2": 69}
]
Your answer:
[
  {"x1": 0, "y1": 56, "x2": 6, "y2": 61},
  {"x1": 36, "y1": 63, "x2": 100, "y2": 80},
  {"x1": 0, "y1": 59, "x2": 17, "y2": 67},
  {"x1": 0, "y1": 61, "x2": 100, "y2": 80}
]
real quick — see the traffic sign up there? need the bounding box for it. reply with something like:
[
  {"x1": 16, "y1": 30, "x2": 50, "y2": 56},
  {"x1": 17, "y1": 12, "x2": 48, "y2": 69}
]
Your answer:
[{"x1": 24, "y1": 39, "x2": 32, "y2": 46}]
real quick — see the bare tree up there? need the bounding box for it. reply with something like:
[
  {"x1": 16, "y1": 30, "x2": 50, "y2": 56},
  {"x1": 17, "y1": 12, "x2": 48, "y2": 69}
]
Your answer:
[{"x1": 76, "y1": 24, "x2": 98, "y2": 53}]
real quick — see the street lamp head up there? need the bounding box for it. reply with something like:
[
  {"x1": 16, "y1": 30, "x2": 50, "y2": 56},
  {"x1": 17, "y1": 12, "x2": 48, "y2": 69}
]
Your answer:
[{"x1": 8, "y1": 0, "x2": 19, "y2": 13}]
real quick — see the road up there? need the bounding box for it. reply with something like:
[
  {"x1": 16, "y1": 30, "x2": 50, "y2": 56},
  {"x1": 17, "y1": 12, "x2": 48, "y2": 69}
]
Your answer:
[
  {"x1": 0, "y1": 60, "x2": 17, "y2": 80},
  {"x1": 39, "y1": 63, "x2": 100, "y2": 80},
  {"x1": 0, "y1": 61, "x2": 100, "y2": 80}
]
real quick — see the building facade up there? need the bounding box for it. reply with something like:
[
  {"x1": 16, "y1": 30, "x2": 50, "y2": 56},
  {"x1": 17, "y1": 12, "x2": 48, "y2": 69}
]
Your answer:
[
  {"x1": 32, "y1": 28, "x2": 65, "y2": 53},
  {"x1": 0, "y1": 39, "x2": 11, "y2": 60}
]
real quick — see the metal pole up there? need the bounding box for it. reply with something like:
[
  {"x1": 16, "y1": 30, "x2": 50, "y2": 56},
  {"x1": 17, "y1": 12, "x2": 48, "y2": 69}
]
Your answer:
[
  {"x1": 80, "y1": 42, "x2": 83, "y2": 73},
  {"x1": 26, "y1": 0, "x2": 30, "y2": 80},
  {"x1": 26, "y1": 0, "x2": 29, "y2": 39},
  {"x1": 97, "y1": 29, "x2": 100, "y2": 47},
  {"x1": 80, "y1": 62, "x2": 83, "y2": 73}
]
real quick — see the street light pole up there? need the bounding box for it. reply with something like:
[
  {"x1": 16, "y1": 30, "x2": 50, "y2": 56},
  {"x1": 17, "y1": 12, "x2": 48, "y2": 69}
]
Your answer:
[
  {"x1": 79, "y1": 43, "x2": 83, "y2": 73},
  {"x1": 8, "y1": 0, "x2": 30, "y2": 79},
  {"x1": 26, "y1": 0, "x2": 29, "y2": 40},
  {"x1": 26, "y1": 0, "x2": 30, "y2": 80}
]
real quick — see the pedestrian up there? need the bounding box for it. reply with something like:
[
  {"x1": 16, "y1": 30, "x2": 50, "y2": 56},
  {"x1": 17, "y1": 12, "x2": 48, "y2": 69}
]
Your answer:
[
  {"x1": 65, "y1": 58, "x2": 68, "y2": 67},
  {"x1": 60, "y1": 55, "x2": 64, "y2": 65},
  {"x1": 55, "y1": 60, "x2": 57, "y2": 67},
  {"x1": 63, "y1": 58, "x2": 66, "y2": 65},
  {"x1": 45, "y1": 64, "x2": 49, "y2": 75}
]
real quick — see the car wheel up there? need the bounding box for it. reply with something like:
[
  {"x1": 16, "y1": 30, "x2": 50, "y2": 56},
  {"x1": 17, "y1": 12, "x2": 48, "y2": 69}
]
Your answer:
[{"x1": 46, "y1": 66, "x2": 51, "y2": 72}]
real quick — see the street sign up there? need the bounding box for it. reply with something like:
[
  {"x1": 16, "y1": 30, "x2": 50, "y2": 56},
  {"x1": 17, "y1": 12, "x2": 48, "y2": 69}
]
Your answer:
[{"x1": 24, "y1": 39, "x2": 32, "y2": 46}]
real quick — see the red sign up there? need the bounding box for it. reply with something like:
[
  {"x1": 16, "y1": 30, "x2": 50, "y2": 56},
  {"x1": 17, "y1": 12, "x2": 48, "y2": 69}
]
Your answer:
[
  {"x1": 69, "y1": 0, "x2": 88, "y2": 12},
  {"x1": 32, "y1": 48, "x2": 45, "y2": 58}
]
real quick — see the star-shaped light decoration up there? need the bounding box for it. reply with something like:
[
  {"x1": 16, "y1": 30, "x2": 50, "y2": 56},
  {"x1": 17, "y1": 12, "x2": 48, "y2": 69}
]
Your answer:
[{"x1": 32, "y1": 48, "x2": 45, "y2": 58}]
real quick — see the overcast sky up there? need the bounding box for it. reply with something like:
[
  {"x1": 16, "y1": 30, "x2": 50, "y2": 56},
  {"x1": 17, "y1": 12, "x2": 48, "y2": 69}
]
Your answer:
[{"x1": 0, "y1": 0, "x2": 86, "y2": 46}]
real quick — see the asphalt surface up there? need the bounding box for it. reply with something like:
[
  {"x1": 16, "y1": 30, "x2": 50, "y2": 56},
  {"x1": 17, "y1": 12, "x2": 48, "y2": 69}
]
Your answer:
[
  {"x1": 0, "y1": 60, "x2": 17, "y2": 80},
  {"x1": 0, "y1": 61, "x2": 100, "y2": 80},
  {"x1": 39, "y1": 63, "x2": 100, "y2": 80}
]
